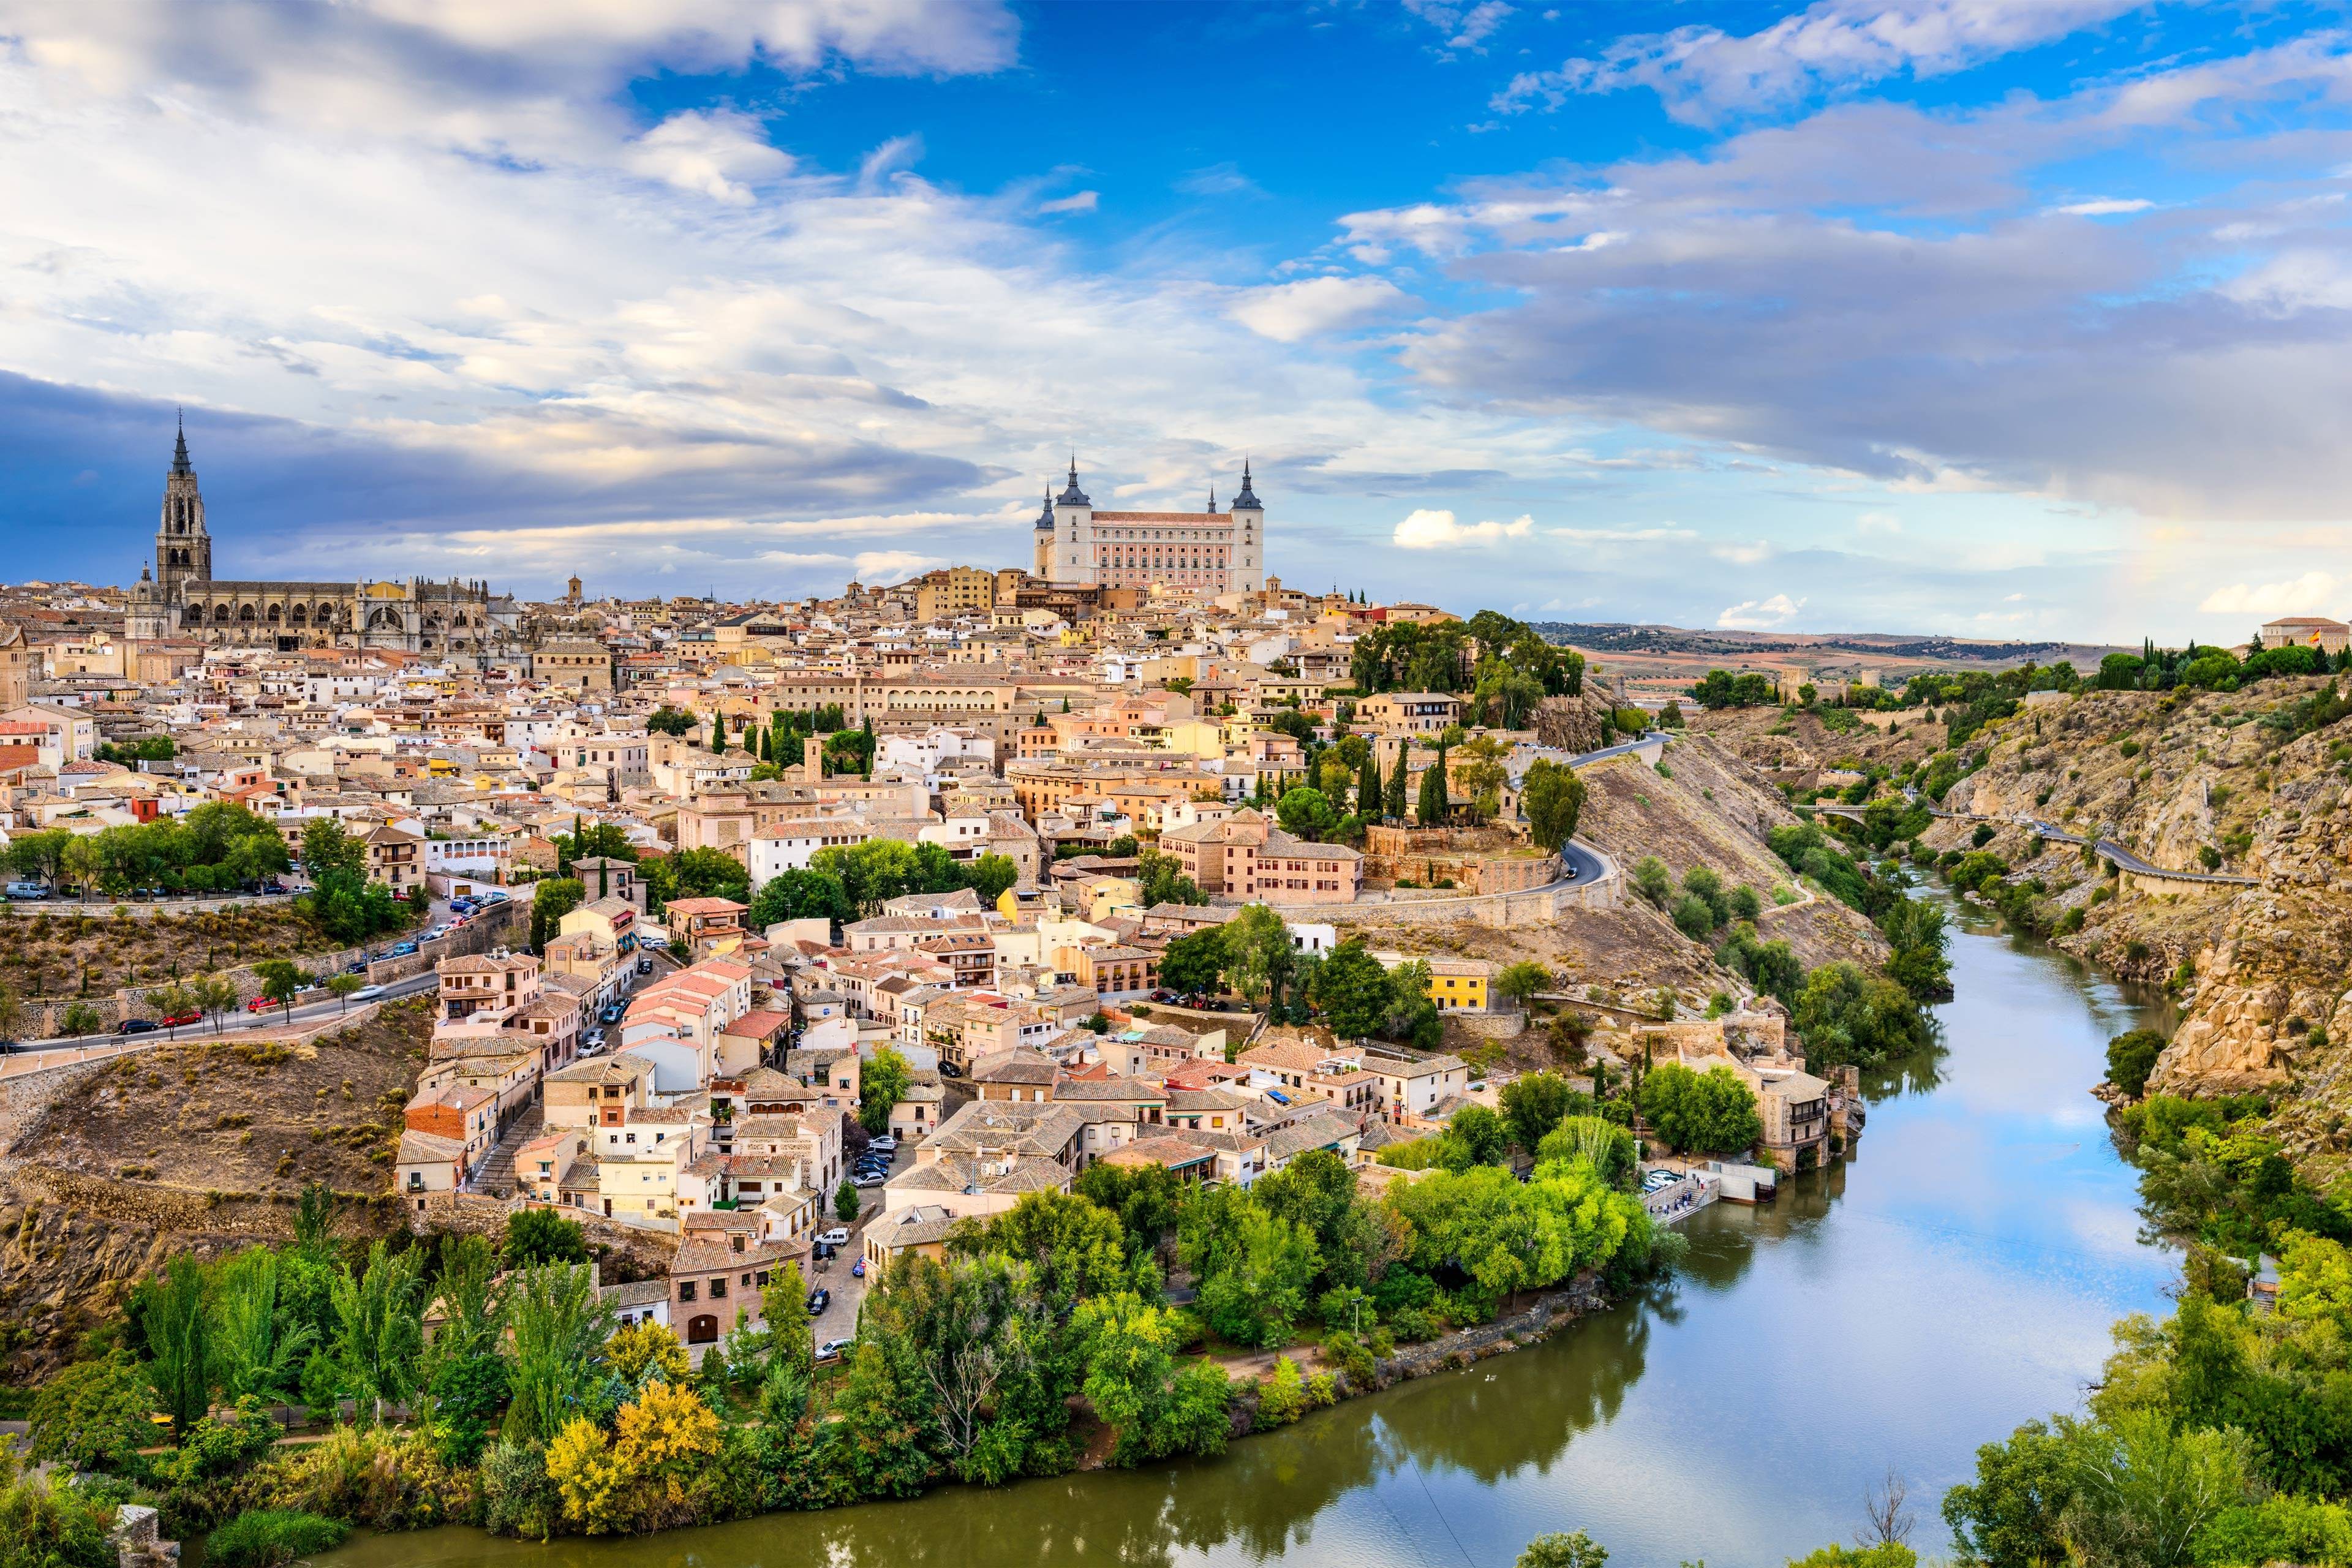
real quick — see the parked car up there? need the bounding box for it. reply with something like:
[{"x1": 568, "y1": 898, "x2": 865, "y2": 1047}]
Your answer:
[
  {"x1": 246, "y1": 995, "x2": 277, "y2": 1013},
  {"x1": 805, "y1": 1288, "x2": 831, "y2": 1316},
  {"x1": 257, "y1": 881, "x2": 287, "y2": 895},
  {"x1": 351, "y1": 984, "x2": 387, "y2": 1001},
  {"x1": 867, "y1": 1135, "x2": 897, "y2": 1153},
  {"x1": 343, "y1": 961, "x2": 367, "y2": 976},
  {"x1": 117, "y1": 1019, "x2": 159, "y2": 1035},
  {"x1": 635, "y1": 957, "x2": 654, "y2": 974},
  {"x1": 1150, "y1": 988, "x2": 1176, "y2": 1002},
  {"x1": 598, "y1": 1005, "x2": 624, "y2": 1025},
  {"x1": 852, "y1": 1172, "x2": 887, "y2": 1188},
  {"x1": 159, "y1": 1011, "x2": 201, "y2": 1028},
  {"x1": 583, "y1": 1029, "x2": 606, "y2": 1049},
  {"x1": 815, "y1": 1227, "x2": 850, "y2": 1247},
  {"x1": 815, "y1": 1336, "x2": 854, "y2": 1362},
  {"x1": 850, "y1": 1258, "x2": 866, "y2": 1279},
  {"x1": 390, "y1": 942, "x2": 418, "y2": 957},
  {"x1": 639, "y1": 932, "x2": 670, "y2": 949},
  {"x1": 811, "y1": 1240, "x2": 836, "y2": 1261},
  {"x1": 938, "y1": 1061, "x2": 962, "y2": 1079},
  {"x1": 450, "y1": 899, "x2": 477, "y2": 914},
  {"x1": 5, "y1": 882, "x2": 50, "y2": 900},
  {"x1": 482, "y1": 890, "x2": 509, "y2": 904}
]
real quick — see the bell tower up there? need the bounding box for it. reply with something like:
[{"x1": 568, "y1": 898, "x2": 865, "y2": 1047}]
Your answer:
[{"x1": 154, "y1": 412, "x2": 212, "y2": 601}]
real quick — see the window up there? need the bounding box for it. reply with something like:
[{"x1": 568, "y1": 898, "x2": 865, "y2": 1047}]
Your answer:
[{"x1": 679, "y1": 1281, "x2": 698, "y2": 1302}]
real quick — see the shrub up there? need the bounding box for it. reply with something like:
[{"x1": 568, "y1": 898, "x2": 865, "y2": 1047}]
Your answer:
[
  {"x1": 204, "y1": 1510, "x2": 351, "y2": 1568},
  {"x1": 1254, "y1": 1357, "x2": 1308, "y2": 1430},
  {"x1": 1670, "y1": 894, "x2": 1716, "y2": 940},
  {"x1": 478, "y1": 1439, "x2": 562, "y2": 1542},
  {"x1": 1630, "y1": 857, "x2": 1673, "y2": 907},
  {"x1": 2105, "y1": 1028, "x2": 2166, "y2": 1099}
]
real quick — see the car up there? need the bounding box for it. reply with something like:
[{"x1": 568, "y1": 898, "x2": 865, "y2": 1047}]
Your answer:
[
  {"x1": 159, "y1": 1011, "x2": 201, "y2": 1027},
  {"x1": 852, "y1": 1172, "x2": 887, "y2": 1188},
  {"x1": 598, "y1": 1005, "x2": 624, "y2": 1025},
  {"x1": 350, "y1": 984, "x2": 387, "y2": 1001},
  {"x1": 343, "y1": 960, "x2": 367, "y2": 976},
  {"x1": 583, "y1": 1029, "x2": 606, "y2": 1049},
  {"x1": 390, "y1": 942, "x2": 418, "y2": 957},
  {"x1": 635, "y1": 957, "x2": 654, "y2": 974},
  {"x1": 805, "y1": 1288, "x2": 831, "y2": 1316},
  {"x1": 815, "y1": 1336, "x2": 855, "y2": 1362},
  {"x1": 639, "y1": 932, "x2": 670, "y2": 949},
  {"x1": 5, "y1": 882, "x2": 50, "y2": 900},
  {"x1": 854, "y1": 1153, "x2": 890, "y2": 1169},
  {"x1": 811, "y1": 1241, "x2": 836, "y2": 1262},
  {"x1": 246, "y1": 996, "x2": 278, "y2": 1012},
  {"x1": 450, "y1": 899, "x2": 477, "y2": 913},
  {"x1": 867, "y1": 1135, "x2": 897, "y2": 1153},
  {"x1": 1150, "y1": 988, "x2": 1176, "y2": 1003},
  {"x1": 257, "y1": 881, "x2": 287, "y2": 895},
  {"x1": 482, "y1": 890, "x2": 509, "y2": 904},
  {"x1": 117, "y1": 1019, "x2": 159, "y2": 1035},
  {"x1": 815, "y1": 1227, "x2": 850, "y2": 1246},
  {"x1": 938, "y1": 1061, "x2": 962, "y2": 1079},
  {"x1": 851, "y1": 1257, "x2": 866, "y2": 1278}
]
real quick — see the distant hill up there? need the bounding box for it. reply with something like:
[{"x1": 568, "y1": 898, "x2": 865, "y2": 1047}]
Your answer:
[{"x1": 1531, "y1": 622, "x2": 2120, "y2": 665}]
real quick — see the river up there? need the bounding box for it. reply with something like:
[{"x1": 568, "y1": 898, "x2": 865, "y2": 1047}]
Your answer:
[{"x1": 328, "y1": 896, "x2": 2176, "y2": 1568}]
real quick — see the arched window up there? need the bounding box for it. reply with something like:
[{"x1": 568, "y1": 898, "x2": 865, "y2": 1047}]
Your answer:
[
  {"x1": 213, "y1": 603, "x2": 230, "y2": 625},
  {"x1": 265, "y1": 603, "x2": 282, "y2": 625},
  {"x1": 238, "y1": 603, "x2": 256, "y2": 622}
]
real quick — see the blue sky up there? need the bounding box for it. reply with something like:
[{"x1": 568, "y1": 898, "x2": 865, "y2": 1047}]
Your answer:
[{"x1": 4, "y1": 1, "x2": 2352, "y2": 641}]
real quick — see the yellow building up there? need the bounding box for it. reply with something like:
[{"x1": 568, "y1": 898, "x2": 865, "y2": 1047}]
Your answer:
[
  {"x1": 913, "y1": 567, "x2": 998, "y2": 622},
  {"x1": 1375, "y1": 952, "x2": 1494, "y2": 1012}
]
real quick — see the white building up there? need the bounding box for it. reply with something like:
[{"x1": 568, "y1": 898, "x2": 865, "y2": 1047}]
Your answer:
[{"x1": 1034, "y1": 459, "x2": 1265, "y2": 595}]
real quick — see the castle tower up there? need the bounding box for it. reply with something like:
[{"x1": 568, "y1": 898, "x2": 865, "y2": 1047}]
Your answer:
[
  {"x1": 1227, "y1": 457, "x2": 1264, "y2": 593},
  {"x1": 1031, "y1": 484, "x2": 1055, "y2": 580},
  {"x1": 154, "y1": 412, "x2": 212, "y2": 602},
  {"x1": 1049, "y1": 458, "x2": 1095, "y2": 586}
]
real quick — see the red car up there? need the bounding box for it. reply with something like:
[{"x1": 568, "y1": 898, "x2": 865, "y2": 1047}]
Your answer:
[
  {"x1": 160, "y1": 1011, "x2": 201, "y2": 1028},
  {"x1": 245, "y1": 995, "x2": 279, "y2": 1012}
]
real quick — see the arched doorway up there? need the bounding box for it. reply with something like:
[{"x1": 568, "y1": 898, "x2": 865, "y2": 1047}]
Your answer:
[{"x1": 685, "y1": 1313, "x2": 719, "y2": 1344}]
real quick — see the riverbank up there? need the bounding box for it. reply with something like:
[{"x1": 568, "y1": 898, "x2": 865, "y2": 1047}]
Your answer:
[{"x1": 311, "y1": 891, "x2": 2174, "y2": 1568}]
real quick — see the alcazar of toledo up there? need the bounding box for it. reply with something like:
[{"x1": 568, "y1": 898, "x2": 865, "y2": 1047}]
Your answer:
[{"x1": 129, "y1": 417, "x2": 524, "y2": 666}]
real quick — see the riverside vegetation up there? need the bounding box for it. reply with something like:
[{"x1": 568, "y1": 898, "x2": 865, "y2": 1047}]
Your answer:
[{"x1": 5, "y1": 1121, "x2": 1667, "y2": 1557}]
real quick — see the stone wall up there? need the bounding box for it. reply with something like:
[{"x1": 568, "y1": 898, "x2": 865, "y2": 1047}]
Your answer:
[
  {"x1": 1261, "y1": 853, "x2": 1619, "y2": 930},
  {"x1": 1361, "y1": 823, "x2": 1560, "y2": 896}
]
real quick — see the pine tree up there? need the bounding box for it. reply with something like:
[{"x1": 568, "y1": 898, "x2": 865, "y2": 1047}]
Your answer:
[
  {"x1": 1357, "y1": 751, "x2": 1381, "y2": 818},
  {"x1": 1416, "y1": 745, "x2": 1449, "y2": 826},
  {"x1": 1384, "y1": 747, "x2": 1409, "y2": 823}
]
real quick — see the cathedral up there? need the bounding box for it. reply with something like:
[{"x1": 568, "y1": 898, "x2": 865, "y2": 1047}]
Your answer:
[
  {"x1": 1033, "y1": 458, "x2": 1266, "y2": 595},
  {"x1": 129, "y1": 420, "x2": 523, "y2": 666}
]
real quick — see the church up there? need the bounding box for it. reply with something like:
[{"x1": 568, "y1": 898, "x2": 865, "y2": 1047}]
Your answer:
[
  {"x1": 1033, "y1": 458, "x2": 1266, "y2": 596},
  {"x1": 129, "y1": 420, "x2": 524, "y2": 666}
]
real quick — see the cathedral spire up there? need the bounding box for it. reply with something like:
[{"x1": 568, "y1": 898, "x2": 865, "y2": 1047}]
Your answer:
[{"x1": 171, "y1": 409, "x2": 192, "y2": 477}]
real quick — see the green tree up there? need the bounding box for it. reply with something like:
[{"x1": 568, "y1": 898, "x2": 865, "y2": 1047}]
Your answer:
[
  {"x1": 1356, "y1": 750, "x2": 1383, "y2": 818},
  {"x1": 2106, "y1": 1028, "x2": 2166, "y2": 1099},
  {"x1": 326, "y1": 973, "x2": 366, "y2": 1014},
  {"x1": 963, "y1": 853, "x2": 1020, "y2": 903},
  {"x1": 528, "y1": 877, "x2": 586, "y2": 954},
  {"x1": 1516, "y1": 1532, "x2": 1610, "y2": 1568},
  {"x1": 1158, "y1": 926, "x2": 1229, "y2": 998},
  {"x1": 1308, "y1": 938, "x2": 1394, "y2": 1040},
  {"x1": 502, "y1": 1261, "x2": 614, "y2": 1447},
  {"x1": 1384, "y1": 745, "x2": 1409, "y2": 823},
  {"x1": 253, "y1": 959, "x2": 307, "y2": 1021},
  {"x1": 1415, "y1": 745, "x2": 1449, "y2": 824},
  {"x1": 1223, "y1": 903, "x2": 1294, "y2": 1009},
  {"x1": 505, "y1": 1207, "x2": 589, "y2": 1266},
  {"x1": 1442, "y1": 1104, "x2": 1512, "y2": 1167},
  {"x1": 859, "y1": 1046, "x2": 913, "y2": 1136},
  {"x1": 212, "y1": 1248, "x2": 317, "y2": 1403},
  {"x1": 747, "y1": 868, "x2": 854, "y2": 930},
  {"x1": 325, "y1": 1241, "x2": 428, "y2": 1423},
  {"x1": 1135, "y1": 846, "x2": 1207, "y2": 907},
  {"x1": 1499, "y1": 1071, "x2": 1576, "y2": 1152},
  {"x1": 1073, "y1": 1292, "x2": 1231, "y2": 1466},
  {"x1": 28, "y1": 1352, "x2": 153, "y2": 1472},
  {"x1": 1637, "y1": 1063, "x2": 1762, "y2": 1155},
  {"x1": 1792, "y1": 961, "x2": 1928, "y2": 1068},
  {"x1": 138, "y1": 1255, "x2": 214, "y2": 1439},
  {"x1": 1274, "y1": 787, "x2": 1337, "y2": 842},
  {"x1": 1631, "y1": 856, "x2": 1674, "y2": 907},
  {"x1": 646, "y1": 706, "x2": 696, "y2": 737},
  {"x1": 836, "y1": 1179, "x2": 861, "y2": 1223},
  {"x1": 1179, "y1": 1188, "x2": 1321, "y2": 1349},
  {"x1": 1941, "y1": 1417, "x2": 2081, "y2": 1568}
]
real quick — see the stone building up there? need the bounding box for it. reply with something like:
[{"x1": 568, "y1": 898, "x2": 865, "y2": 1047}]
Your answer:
[
  {"x1": 1035, "y1": 459, "x2": 1265, "y2": 595},
  {"x1": 136, "y1": 422, "x2": 524, "y2": 666}
]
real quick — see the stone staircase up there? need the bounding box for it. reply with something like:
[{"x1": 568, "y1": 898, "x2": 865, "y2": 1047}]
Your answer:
[{"x1": 467, "y1": 1101, "x2": 546, "y2": 1197}]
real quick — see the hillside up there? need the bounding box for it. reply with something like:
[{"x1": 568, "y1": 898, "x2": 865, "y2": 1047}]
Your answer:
[
  {"x1": 0, "y1": 1001, "x2": 431, "y2": 1376},
  {"x1": 1353, "y1": 730, "x2": 1889, "y2": 1025},
  {"x1": 1715, "y1": 675, "x2": 2352, "y2": 1185}
]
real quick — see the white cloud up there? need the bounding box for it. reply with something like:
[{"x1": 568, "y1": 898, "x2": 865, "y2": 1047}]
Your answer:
[
  {"x1": 1711, "y1": 539, "x2": 1772, "y2": 564},
  {"x1": 1038, "y1": 189, "x2": 1099, "y2": 214},
  {"x1": 1495, "y1": 0, "x2": 2147, "y2": 122},
  {"x1": 1176, "y1": 162, "x2": 1262, "y2": 197},
  {"x1": 2046, "y1": 197, "x2": 2154, "y2": 216},
  {"x1": 1717, "y1": 592, "x2": 1806, "y2": 628},
  {"x1": 852, "y1": 549, "x2": 946, "y2": 581},
  {"x1": 2198, "y1": 573, "x2": 2340, "y2": 617},
  {"x1": 1548, "y1": 525, "x2": 1697, "y2": 542},
  {"x1": 1405, "y1": 0, "x2": 1517, "y2": 51},
  {"x1": 1229, "y1": 277, "x2": 1411, "y2": 342},
  {"x1": 1393, "y1": 510, "x2": 1534, "y2": 548},
  {"x1": 625, "y1": 110, "x2": 791, "y2": 205},
  {"x1": 1856, "y1": 511, "x2": 1903, "y2": 533}
]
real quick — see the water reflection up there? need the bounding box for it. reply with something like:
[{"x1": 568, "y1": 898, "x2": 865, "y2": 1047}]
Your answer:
[{"x1": 329, "y1": 894, "x2": 2178, "y2": 1568}]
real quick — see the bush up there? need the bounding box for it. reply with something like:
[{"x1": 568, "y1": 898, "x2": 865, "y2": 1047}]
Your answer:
[
  {"x1": 1631, "y1": 857, "x2": 1673, "y2": 907},
  {"x1": 2106, "y1": 1028, "x2": 2166, "y2": 1099},
  {"x1": 204, "y1": 1510, "x2": 351, "y2": 1568},
  {"x1": 1253, "y1": 1356, "x2": 1308, "y2": 1430},
  {"x1": 1670, "y1": 894, "x2": 1716, "y2": 940}
]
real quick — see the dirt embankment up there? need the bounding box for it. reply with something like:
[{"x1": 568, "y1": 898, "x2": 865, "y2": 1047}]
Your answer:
[
  {"x1": 1897, "y1": 679, "x2": 2352, "y2": 1182},
  {"x1": 0, "y1": 1001, "x2": 431, "y2": 1377},
  {"x1": 1686, "y1": 703, "x2": 1946, "y2": 779},
  {"x1": 1354, "y1": 730, "x2": 1888, "y2": 1073}
]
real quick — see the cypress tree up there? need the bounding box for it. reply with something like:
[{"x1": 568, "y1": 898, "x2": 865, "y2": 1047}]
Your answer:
[
  {"x1": 1357, "y1": 751, "x2": 1381, "y2": 818},
  {"x1": 1417, "y1": 745, "x2": 1449, "y2": 826},
  {"x1": 1384, "y1": 747, "x2": 1409, "y2": 823}
]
